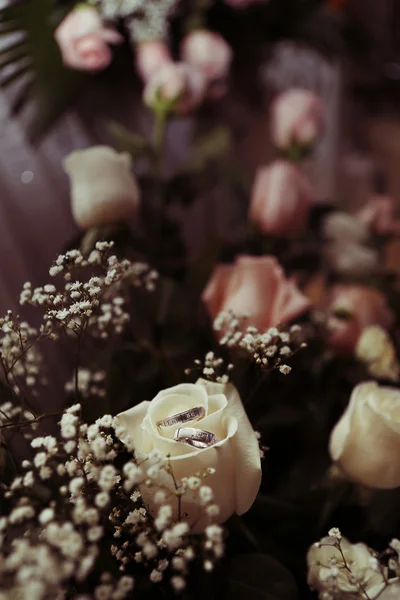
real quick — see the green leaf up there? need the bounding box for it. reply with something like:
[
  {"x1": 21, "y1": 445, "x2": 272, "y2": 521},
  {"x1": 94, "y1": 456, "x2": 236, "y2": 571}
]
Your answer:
[
  {"x1": 184, "y1": 126, "x2": 231, "y2": 172},
  {"x1": 224, "y1": 554, "x2": 298, "y2": 600},
  {"x1": 0, "y1": 0, "x2": 81, "y2": 141},
  {"x1": 108, "y1": 121, "x2": 151, "y2": 161}
]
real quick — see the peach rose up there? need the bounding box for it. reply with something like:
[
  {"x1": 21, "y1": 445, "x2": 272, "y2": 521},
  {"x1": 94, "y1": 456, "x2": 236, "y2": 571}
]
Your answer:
[
  {"x1": 135, "y1": 40, "x2": 173, "y2": 82},
  {"x1": 249, "y1": 160, "x2": 314, "y2": 237},
  {"x1": 270, "y1": 88, "x2": 324, "y2": 150},
  {"x1": 327, "y1": 285, "x2": 394, "y2": 355},
  {"x1": 203, "y1": 255, "x2": 310, "y2": 331},
  {"x1": 181, "y1": 29, "x2": 232, "y2": 96},
  {"x1": 357, "y1": 195, "x2": 400, "y2": 236},
  {"x1": 54, "y1": 6, "x2": 123, "y2": 72},
  {"x1": 143, "y1": 62, "x2": 206, "y2": 114}
]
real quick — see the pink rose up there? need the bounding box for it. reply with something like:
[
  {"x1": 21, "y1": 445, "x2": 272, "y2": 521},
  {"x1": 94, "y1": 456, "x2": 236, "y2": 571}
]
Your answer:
[
  {"x1": 181, "y1": 29, "x2": 232, "y2": 97},
  {"x1": 135, "y1": 40, "x2": 173, "y2": 83},
  {"x1": 55, "y1": 6, "x2": 123, "y2": 72},
  {"x1": 143, "y1": 62, "x2": 206, "y2": 114},
  {"x1": 203, "y1": 255, "x2": 310, "y2": 331},
  {"x1": 270, "y1": 89, "x2": 324, "y2": 150},
  {"x1": 327, "y1": 285, "x2": 394, "y2": 355},
  {"x1": 249, "y1": 160, "x2": 314, "y2": 237},
  {"x1": 357, "y1": 195, "x2": 400, "y2": 236}
]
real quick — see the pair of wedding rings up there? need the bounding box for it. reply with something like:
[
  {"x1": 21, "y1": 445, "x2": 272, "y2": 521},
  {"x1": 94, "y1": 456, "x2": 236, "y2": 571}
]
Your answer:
[{"x1": 157, "y1": 406, "x2": 218, "y2": 449}]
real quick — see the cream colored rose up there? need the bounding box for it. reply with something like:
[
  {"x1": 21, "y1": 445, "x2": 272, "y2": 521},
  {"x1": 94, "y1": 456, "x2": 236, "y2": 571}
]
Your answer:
[
  {"x1": 115, "y1": 379, "x2": 261, "y2": 531},
  {"x1": 330, "y1": 382, "x2": 400, "y2": 489},
  {"x1": 356, "y1": 326, "x2": 400, "y2": 382},
  {"x1": 307, "y1": 536, "x2": 385, "y2": 597},
  {"x1": 63, "y1": 146, "x2": 140, "y2": 229}
]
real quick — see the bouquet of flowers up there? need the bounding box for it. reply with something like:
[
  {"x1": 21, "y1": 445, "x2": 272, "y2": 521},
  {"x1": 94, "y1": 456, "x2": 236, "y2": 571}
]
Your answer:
[{"x1": 2, "y1": 1, "x2": 400, "y2": 599}]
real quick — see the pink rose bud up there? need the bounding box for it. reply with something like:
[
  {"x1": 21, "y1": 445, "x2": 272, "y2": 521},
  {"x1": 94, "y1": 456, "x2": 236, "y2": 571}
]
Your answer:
[
  {"x1": 54, "y1": 6, "x2": 123, "y2": 72},
  {"x1": 270, "y1": 88, "x2": 324, "y2": 150},
  {"x1": 135, "y1": 40, "x2": 173, "y2": 83},
  {"x1": 327, "y1": 285, "x2": 394, "y2": 355},
  {"x1": 181, "y1": 29, "x2": 232, "y2": 97},
  {"x1": 249, "y1": 160, "x2": 315, "y2": 237},
  {"x1": 357, "y1": 195, "x2": 400, "y2": 236},
  {"x1": 143, "y1": 62, "x2": 206, "y2": 114},
  {"x1": 203, "y1": 255, "x2": 310, "y2": 331}
]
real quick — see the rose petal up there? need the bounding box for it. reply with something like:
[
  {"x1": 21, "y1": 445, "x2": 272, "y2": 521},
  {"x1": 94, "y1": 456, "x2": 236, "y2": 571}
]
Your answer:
[
  {"x1": 114, "y1": 401, "x2": 152, "y2": 454},
  {"x1": 198, "y1": 379, "x2": 261, "y2": 514}
]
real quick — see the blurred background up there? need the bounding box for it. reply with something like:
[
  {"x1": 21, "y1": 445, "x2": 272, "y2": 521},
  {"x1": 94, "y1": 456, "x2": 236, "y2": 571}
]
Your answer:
[{"x1": 0, "y1": 0, "x2": 400, "y2": 314}]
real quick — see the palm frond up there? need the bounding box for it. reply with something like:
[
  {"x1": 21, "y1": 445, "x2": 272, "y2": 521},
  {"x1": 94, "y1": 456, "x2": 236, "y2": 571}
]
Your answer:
[{"x1": 0, "y1": 0, "x2": 82, "y2": 143}]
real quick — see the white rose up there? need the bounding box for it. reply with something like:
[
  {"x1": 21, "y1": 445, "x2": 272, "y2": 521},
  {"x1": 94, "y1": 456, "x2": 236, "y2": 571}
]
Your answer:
[
  {"x1": 356, "y1": 326, "x2": 400, "y2": 382},
  {"x1": 329, "y1": 382, "x2": 400, "y2": 489},
  {"x1": 367, "y1": 580, "x2": 400, "y2": 600},
  {"x1": 63, "y1": 146, "x2": 140, "y2": 229},
  {"x1": 115, "y1": 379, "x2": 261, "y2": 531},
  {"x1": 307, "y1": 536, "x2": 385, "y2": 598}
]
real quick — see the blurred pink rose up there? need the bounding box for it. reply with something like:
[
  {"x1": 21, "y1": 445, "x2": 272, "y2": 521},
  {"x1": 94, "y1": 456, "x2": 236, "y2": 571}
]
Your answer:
[
  {"x1": 357, "y1": 195, "x2": 400, "y2": 236},
  {"x1": 181, "y1": 29, "x2": 232, "y2": 96},
  {"x1": 143, "y1": 62, "x2": 206, "y2": 114},
  {"x1": 55, "y1": 6, "x2": 122, "y2": 72},
  {"x1": 203, "y1": 255, "x2": 310, "y2": 331},
  {"x1": 135, "y1": 40, "x2": 173, "y2": 82},
  {"x1": 249, "y1": 160, "x2": 314, "y2": 237},
  {"x1": 270, "y1": 89, "x2": 324, "y2": 150},
  {"x1": 327, "y1": 285, "x2": 394, "y2": 355}
]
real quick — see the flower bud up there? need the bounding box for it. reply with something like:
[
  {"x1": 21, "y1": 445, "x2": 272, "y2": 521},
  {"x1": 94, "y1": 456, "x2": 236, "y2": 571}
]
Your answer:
[
  {"x1": 143, "y1": 62, "x2": 206, "y2": 115},
  {"x1": 63, "y1": 146, "x2": 140, "y2": 229},
  {"x1": 249, "y1": 160, "x2": 314, "y2": 237},
  {"x1": 270, "y1": 88, "x2": 324, "y2": 150},
  {"x1": 135, "y1": 40, "x2": 173, "y2": 83},
  {"x1": 54, "y1": 6, "x2": 122, "y2": 72},
  {"x1": 181, "y1": 30, "x2": 232, "y2": 98}
]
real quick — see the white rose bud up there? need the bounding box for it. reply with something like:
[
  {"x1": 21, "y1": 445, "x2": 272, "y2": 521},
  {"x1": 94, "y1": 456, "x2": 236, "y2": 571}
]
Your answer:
[
  {"x1": 330, "y1": 382, "x2": 400, "y2": 489},
  {"x1": 63, "y1": 146, "x2": 140, "y2": 229},
  {"x1": 115, "y1": 379, "x2": 261, "y2": 532},
  {"x1": 307, "y1": 536, "x2": 386, "y2": 597},
  {"x1": 356, "y1": 326, "x2": 400, "y2": 382}
]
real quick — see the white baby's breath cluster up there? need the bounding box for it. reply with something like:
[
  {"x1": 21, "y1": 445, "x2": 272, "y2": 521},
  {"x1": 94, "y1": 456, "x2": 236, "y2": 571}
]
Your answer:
[
  {"x1": 185, "y1": 351, "x2": 234, "y2": 384},
  {"x1": 64, "y1": 368, "x2": 107, "y2": 399},
  {"x1": 0, "y1": 405, "x2": 225, "y2": 598},
  {"x1": 94, "y1": 0, "x2": 181, "y2": 42},
  {"x1": 214, "y1": 311, "x2": 305, "y2": 374},
  {"x1": 0, "y1": 311, "x2": 47, "y2": 396},
  {"x1": 20, "y1": 243, "x2": 157, "y2": 340}
]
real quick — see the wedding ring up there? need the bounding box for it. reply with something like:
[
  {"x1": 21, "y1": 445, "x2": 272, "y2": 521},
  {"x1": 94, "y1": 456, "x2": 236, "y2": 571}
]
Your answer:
[
  {"x1": 157, "y1": 406, "x2": 205, "y2": 429},
  {"x1": 174, "y1": 427, "x2": 219, "y2": 449}
]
